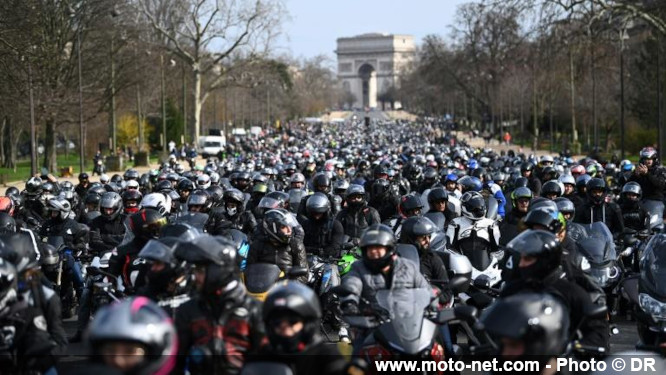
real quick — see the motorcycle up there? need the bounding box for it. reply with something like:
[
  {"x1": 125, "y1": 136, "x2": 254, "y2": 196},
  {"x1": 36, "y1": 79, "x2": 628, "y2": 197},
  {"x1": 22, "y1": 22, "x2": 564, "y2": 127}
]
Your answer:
[
  {"x1": 634, "y1": 233, "x2": 666, "y2": 350},
  {"x1": 577, "y1": 222, "x2": 623, "y2": 314},
  {"x1": 93, "y1": 157, "x2": 106, "y2": 175},
  {"x1": 242, "y1": 263, "x2": 307, "y2": 301},
  {"x1": 85, "y1": 253, "x2": 122, "y2": 316},
  {"x1": 336, "y1": 287, "x2": 452, "y2": 374},
  {"x1": 306, "y1": 253, "x2": 345, "y2": 342}
]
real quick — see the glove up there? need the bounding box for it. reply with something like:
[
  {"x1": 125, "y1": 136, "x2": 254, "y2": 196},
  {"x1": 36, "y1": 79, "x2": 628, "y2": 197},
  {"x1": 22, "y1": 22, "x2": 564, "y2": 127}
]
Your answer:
[{"x1": 341, "y1": 300, "x2": 360, "y2": 315}]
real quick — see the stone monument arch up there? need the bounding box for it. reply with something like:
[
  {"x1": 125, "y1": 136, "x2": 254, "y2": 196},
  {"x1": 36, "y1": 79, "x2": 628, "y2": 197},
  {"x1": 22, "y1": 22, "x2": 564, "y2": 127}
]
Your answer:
[{"x1": 336, "y1": 33, "x2": 415, "y2": 110}]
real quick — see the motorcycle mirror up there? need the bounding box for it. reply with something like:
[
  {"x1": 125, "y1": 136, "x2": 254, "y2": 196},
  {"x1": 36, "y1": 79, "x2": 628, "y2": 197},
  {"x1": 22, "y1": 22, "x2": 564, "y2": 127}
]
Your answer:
[
  {"x1": 434, "y1": 309, "x2": 456, "y2": 324},
  {"x1": 623, "y1": 228, "x2": 637, "y2": 235},
  {"x1": 287, "y1": 266, "x2": 308, "y2": 279},
  {"x1": 449, "y1": 275, "x2": 470, "y2": 294},
  {"x1": 331, "y1": 284, "x2": 354, "y2": 296},
  {"x1": 86, "y1": 266, "x2": 100, "y2": 276},
  {"x1": 454, "y1": 305, "x2": 479, "y2": 322},
  {"x1": 584, "y1": 305, "x2": 608, "y2": 320}
]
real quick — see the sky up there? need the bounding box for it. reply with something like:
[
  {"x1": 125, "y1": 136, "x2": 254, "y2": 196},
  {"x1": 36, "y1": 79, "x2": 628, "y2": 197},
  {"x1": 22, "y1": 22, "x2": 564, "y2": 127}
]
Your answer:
[{"x1": 277, "y1": 0, "x2": 470, "y2": 61}]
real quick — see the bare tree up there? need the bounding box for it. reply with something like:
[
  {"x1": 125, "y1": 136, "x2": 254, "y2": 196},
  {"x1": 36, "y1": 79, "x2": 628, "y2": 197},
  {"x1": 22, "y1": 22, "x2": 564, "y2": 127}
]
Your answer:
[{"x1": 137, "y1": 0, "x2": 284, "y2": 145}]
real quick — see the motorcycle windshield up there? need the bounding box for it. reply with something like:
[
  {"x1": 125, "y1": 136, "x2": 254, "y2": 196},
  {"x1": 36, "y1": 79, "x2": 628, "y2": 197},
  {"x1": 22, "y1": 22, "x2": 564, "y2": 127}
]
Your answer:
[
  {"x1": 47, "y1": 236, "x2": 64, "y2": 249},
  {"x1": 429, "y1": 232, "x2": 447, "y2": 252},
  {"x1": 641, "y1": 234, "x2": 666, "y2": 297},
  {"x1": 174, "y1": 212, "x2": 210, "y2": 228},
  {"x1": 375, "y1": 288, "x2": 431, "y2": 343},
  {"x1": 457, "y1": 238, "x2": 492, "y2": 271},
  {"x1": 578, "y1": 222, "x2": 616, "y2": 264},
  {"x1": 288, "y1": 189, "x2": 306, "y2": 211},
  {"x1": 244, "y1": 263, "x2": 281, "y2": 293}
]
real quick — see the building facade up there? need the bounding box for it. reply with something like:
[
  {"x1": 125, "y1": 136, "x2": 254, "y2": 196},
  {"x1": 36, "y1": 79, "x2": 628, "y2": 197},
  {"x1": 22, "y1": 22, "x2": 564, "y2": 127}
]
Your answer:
[{"x1": 336, "y1": 33, "x2": 415, "y2": 110}]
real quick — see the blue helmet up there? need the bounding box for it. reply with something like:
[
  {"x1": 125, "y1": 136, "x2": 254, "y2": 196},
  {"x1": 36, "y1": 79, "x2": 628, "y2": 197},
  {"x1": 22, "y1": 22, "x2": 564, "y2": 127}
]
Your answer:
[
  {"x1": 468, "y1": 159, "x2": 479, "y2": 171},
  {"x1": 445, "y1": 173, "x2": 458, "y2": 182}
]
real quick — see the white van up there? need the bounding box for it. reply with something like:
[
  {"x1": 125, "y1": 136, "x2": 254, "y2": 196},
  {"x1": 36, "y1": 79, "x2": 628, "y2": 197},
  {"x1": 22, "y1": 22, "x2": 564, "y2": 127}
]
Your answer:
[{"x1": 198, "y1": 135, "x2": 226, "y2": 158}]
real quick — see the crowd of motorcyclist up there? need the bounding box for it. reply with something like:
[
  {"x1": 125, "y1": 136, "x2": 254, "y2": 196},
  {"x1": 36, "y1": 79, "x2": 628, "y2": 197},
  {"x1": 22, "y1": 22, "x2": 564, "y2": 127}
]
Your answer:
[{"x1": 0, "y1": 119, "x2": 664, "y2": 374}]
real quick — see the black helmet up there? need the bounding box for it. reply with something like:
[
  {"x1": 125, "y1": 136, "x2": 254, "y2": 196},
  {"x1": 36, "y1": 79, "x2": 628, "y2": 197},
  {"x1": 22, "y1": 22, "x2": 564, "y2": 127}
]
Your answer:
[
  {"x1": 110, "y1": 174, "x2": 123, "y2": 184},
  {"x1": 187, "y1": 190, "x2": 212, "y2": 212},
  {"x1": 514, "y1": 177, "x2": 529, "y2": 189},
  {"x1": 262, "y1": 209, "x2": 294, "y2": 244},
  {"x1": 84, "y1": 191, "x2": 102, "y2": 208},
  {"x1": 524, "y1": 207, "x2": 565, "y2": 234},
  {"x1": 505, "y1": 229, "x2": 562, "y2": 280},
  {"x1": 263, "y1": 281, "x2": 322, "y2": 353},
  {"x1": 154, "y1": 180, "x2": 173, "y2": 194},
  {"x1": 176, "y1": 179, "x2": 195, "y2": 193},
  {"x1": 312, "y1": 173, "x2": 331, "y2": 194},
  {"x1": 0, "y1": 213, "x2": 16, "y2": 234},
  {"x1": 206, "y1": 185, "x2": 225, "y2": 207},
  {"x1": 78, "y1": 172, "x2": 89, "y2": 181},
  {"x1": 481, "y1": 292, "x2": 569, "y2": 357},
  {"x1": 128, "y1": 210, "x2": 168, "y2": 241},
  {"x1": 554, "y1": 197, "x2": 575, "y2": 220},
  {"x1": 541, "y1": 180, "x2": 563, "y2": 199},
  {"x1": 423, "y1": 167, "x2": 438, "y2": 182},
  {"x1": 174, "y1": 235, "x2": 238, "y2": 298},
  {"x1": 122, "y1": 190, "x2": 143, "y2": 214},
  {"x1": 370, "y1": 178, "x2": 390, "y2": 199},
  {"x1": 359, "y1": 224, "x2": 396, "y2": 273},
  {"x1": 100, "y1": 192, "x2": 123, "y2": 220},
  {"x1": 305, "y1": 192, "x2": 330, "y2": 218},
  {"x1": 461, "y1": 191, "x2": 486, "y2": 220},
  {"x1": 0, "y1": 233, "x2": 39, "y2": 274},
  {"x1": 123, "y1": 169, "x2": 140, "y2": 181},
  {"x1": 621, "y1": 181, "x2": 642, "y2": 203},
  {"x1": 399, "y1": 194, "x2": 424, "y2": 217},
  {"x1": 223, "y1": 188, "x2": 245, "y2": 206},
  {"x1": 373, "y1": 165, "x2": 389, "y2": 179},
  {"x1": 39, "y1": 243, "x2": 60, "y2": 274},
  {"x1": 25, "y1": 177, "x2": 43, "y2": 196},
  {"x1": 400, "y1": 216, "x2": 437, "y2": 253},
  {"x1": 5, "y1": 187, "x2": 20, "y2": 198},
  {"x1": 427, "y1": 187, "x2": 448, "y2": 206},
  {"x1": 520, "y1": 162, "x2": 534, "y2": 172},
  {"x1": 586, "y1": 178, "x2": 606, "y2": 205}
]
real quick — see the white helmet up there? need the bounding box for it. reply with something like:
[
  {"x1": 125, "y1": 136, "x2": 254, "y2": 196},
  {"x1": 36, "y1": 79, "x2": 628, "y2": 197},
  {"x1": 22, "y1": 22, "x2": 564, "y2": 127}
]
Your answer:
[
  {"x1": 140, "y1": 193, "x2": 170, "y2": 216},
  {"x1": 100, "y1": 174, "x2": 110, "y2": 184},
  {"x1": 197, "y1": 174, "x2": 211, "y2": 189}
]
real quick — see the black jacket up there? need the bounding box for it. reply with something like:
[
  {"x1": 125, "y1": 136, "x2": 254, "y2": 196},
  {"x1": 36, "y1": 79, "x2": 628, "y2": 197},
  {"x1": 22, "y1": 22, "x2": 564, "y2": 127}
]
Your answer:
[
  {"x1": 335, "y1": 204, "x2": 381, "y2": 242},
  {"x1": 574, "y1": 200, "x2": 625, "y2": 235},
  {"x1": 247, "y1": 231, "x2": 308, "y2": 282},
  {"x1": 301, "y1": 217, "x2": 345, "y2": 257},
  {"x1": 208, "y1": 207, "x2": 257, "y2": 237},
  {"x1": 39, "y1": 217, "x2": 88, "y2": 251},
  {"x1": 89, "y1": 214, "x2": 126, "y2": 253},
  {"x1": 175, "y1": 288, "x2": 265, "y2": 375},
  {"x1": 499, "y1": 209, "x2": 526, "y2": 246},
  {"x1": 619, "y1": 200, "x2": 650, "y2": 232},
  {"x1": 630, "y1": 166, "x2": 666, "y2": 201},
  {"x1": 108, "y1": 237, "x2": 149, "y2": 290}
]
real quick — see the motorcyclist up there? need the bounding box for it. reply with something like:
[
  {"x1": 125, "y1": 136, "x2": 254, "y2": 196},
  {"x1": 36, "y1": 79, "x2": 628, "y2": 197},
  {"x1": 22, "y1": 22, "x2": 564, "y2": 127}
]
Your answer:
[
  {"x1": 108, "y1": 209, "x2": 167, "y2": 292},
  {"x1": 301, "y1": 192, "x2": 345, "y2": 257},
  {"x1": 574, "y1": 178, "x2": 624, "y2": 235},
  {"x1": 209, "y1": 188, "x2": 257, "y2": 236},
  {"x1": 368, "y1": 177, "x2": 400, "y2": 221},
  {"x1": 75, "y1": 172, "x2": 90, "y2": 199},
  {"x1": 17, "y1": 177, "x2": 46, "y2": 231},
  {"x1": 249, "y1": 281, "x2": 347, "y2": 375},
  {"x1": 618, "y1": 181, "x2": 650, "y2": 232},
  {"x1": 0, "y1": 234, "x2": 68, "y2": 371},
  {"x1": 446, "y1": 192, "x2": 501, "y2": 261},
  {"x1": 339, "y1": 224, "x2": 430, "y2": 328},
  {"x1": 383, "y1": 193, "x2": 425, "y2": 238},
  {"x1": 176, "y1": 178, "x2": 196, "y2": 213},
  {"x1": 83, "y1": 297, "x2": 177, "y2": 375},
  {"x1": 247, "y1": 208, "x2": 308, "y2": 283},
  {"x1": 399, "y1": 216, "x2": 450, "y2": 289},
  {"x1": 0, "y1": 259, "x2": 64, "y2": 373},
  {"x1": 121, "y1": 189, "x2": 142, "y2": 215},
  {"x1": 297, "y1": 172, "x2": 341, "y2": 222},
  {"x1": 501, "y1": 230, "x2": 609, "y2": 351},
  {"x1": 89, "y1": 192, "x2": 126, "y2": 253},
  {"x1": 499, "y1": 187, "x2": 532, "y2": 246},
  {"x1": 520, "y1": 162, "x2": 541, "y2": 196},
  {"x1": 174, "y1": 235, "x2": 265, "y2": 374},
  {"x1": 541, "y1": 180, "x2": 563, "y2": 200},
  {"x1": 554, "y1": 197, "x2": 586, "y2": 242},
  {"x1": 81, "y1": 191, "x2": 102, "y2": 225},
  {"x1": 424, "y1": 187, "x2": 454, "y2": 231},
  {"x1": 630, "y1": 147, "x2": 666, "y2": 231},
  {"x1": 335, "y1": 184, "x2": 381, "y2": 244}
]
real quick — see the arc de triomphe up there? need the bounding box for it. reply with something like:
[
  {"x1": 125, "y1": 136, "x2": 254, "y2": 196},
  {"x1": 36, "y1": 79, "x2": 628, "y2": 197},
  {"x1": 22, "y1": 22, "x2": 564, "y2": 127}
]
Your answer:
[{"x1": 336, "y1": 33, "x2": 415, "y2": 110}]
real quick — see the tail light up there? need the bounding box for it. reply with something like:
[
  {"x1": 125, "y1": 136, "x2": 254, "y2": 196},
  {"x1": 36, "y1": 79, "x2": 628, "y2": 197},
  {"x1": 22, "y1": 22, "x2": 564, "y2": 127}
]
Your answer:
[
  {"x1": 430, "y1": 342, "x2": 445, "y2": 361},
  {"x1": 359, "y1": 343, "x2": 392, "y2": 362}
]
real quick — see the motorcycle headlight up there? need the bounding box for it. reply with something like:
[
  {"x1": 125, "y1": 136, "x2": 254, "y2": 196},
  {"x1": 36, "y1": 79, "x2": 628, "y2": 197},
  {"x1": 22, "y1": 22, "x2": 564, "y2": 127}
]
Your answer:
[{"x1": 639, "y1": 293, "x2": 666, "y2": 321}]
